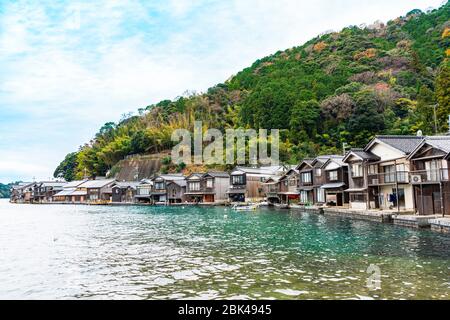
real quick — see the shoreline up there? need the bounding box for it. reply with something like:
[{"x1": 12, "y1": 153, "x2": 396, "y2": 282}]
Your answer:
[{"x1": 7, "y1": 200, "x2": 450, "y2": 235}]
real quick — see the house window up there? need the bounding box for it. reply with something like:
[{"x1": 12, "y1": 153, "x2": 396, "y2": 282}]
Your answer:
[
  {"x1": 396, "y1": 163, "x2": 408, "y2": 182},
  {"x1": 300, "y1": 191, "x2": 308, "y2": 203},
  {"x1": 368, "y1": 165, "x2": 378, "y2": 175},
  {"x1": 328, "y1": 171, "x2": 338, "y2": 181},
  {"x1": 316, "y1": 188, "x2": 325, "y2": 203},
  {"x1": 154, "y1": 182, "x2": 165, "y2": 190},
  {"x1": 289, "y1": 178, "x2": 296, "y2": 186},
  {"x1": 315, "y1": 169, "x2": 322, "y2": 177},
  {"x1": 425, "y1": 160, "x2": 440, "y2": 182},
  {"x1": 352, "y1": 164, "x2": 363, "y2": 178},
  {"x1": 232, "y1": 175, "x2": 244, "y2": 185},
  {"x1": 383, "y1": 165, "x2": 396, "y2": 183},
  {"x1": 189, "y1": 182, "x2": 201, "y2": 191},
  {"x1": 441, "y1": 160, "x2": 449, "y2": 180},
  {"x1": 301, "y1": 172, "x2": 312, "y2": 183},
  {"x1": 206, "y1": 179, "x2": 213, "y2": 188},
  {"x1": 138, "y1": 187, "x2": 150, "y2": 195}
]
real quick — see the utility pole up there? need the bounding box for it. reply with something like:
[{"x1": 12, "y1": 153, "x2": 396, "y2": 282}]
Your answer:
[
  {"x1": 342, "y1": 143, "x2": 349, "y2": 156},
  {"x1": 448, "y1": 115, "x2": 450, "y2": 135},
  {"x1": 432, "y1": 104, "x2": 438, "y2": 135}
]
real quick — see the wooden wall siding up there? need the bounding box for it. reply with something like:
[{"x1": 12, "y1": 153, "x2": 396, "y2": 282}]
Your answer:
[
  {"x1": 414, "y1": 183, "x2": 450, "y2": 216},
  {"x1": 313, "y1": 171, "x2": 326, "y2": 186},
  {"x1": 167, "y1": 184, "x2": 185, "y2": 201},
  {"x1": 279, "y1": 181, "x2": 288, "y2": 192},
  {"x1": 247, "y1": 180, "x2": 265, "y2": 199},
  {"x1": 214, "y1": 177, "x2": 230, "y2": 202},
  {"x1": 325, "y1": 168, "x2": 347, "y2": 184}
]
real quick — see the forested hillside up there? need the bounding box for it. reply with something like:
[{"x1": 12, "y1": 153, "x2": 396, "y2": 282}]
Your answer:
[{"x1": 55, "y1": 3, "x2": 450, "y2": 181}]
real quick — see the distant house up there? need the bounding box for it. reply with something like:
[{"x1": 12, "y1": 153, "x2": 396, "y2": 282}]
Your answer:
[
  {"x1": 150, "y1": 174, "x2": 186, "y2": 204},
  {"x1": 204, "y1": 172, "x2": 230, "y2": 204},
  {"x1": 76, "y1": 179, "x2": 116, "y2": 203},
  {"x1": 135, "y1": 179, "x2": 153, "y2": 203},
  {"x1": 310, "y1": 156, "x2": 343, "y2": 206},
  {"x1": 228, "y1": 167, "x2": 279, "y2": 202},
  {"x1": 52, "y1": 180, "x2": 88, "y2": 203},
  {"x1": 296, "y1": 159, "x2": 315, "y2": 205},
  {"x1": 185, "y1": 173, "x2": 204, "y2": 203},
  {"x1": 365, "y1": 136, "x2": 423, "y2": 211},
  {"x1": 10, "y1": 182, "x2": 34, "y2": 203},
  {"x1": 166, "y1": 179, "x2": 187, "y2": 204},
  {"x1": 408, "y1": 136, "x2": 450, "y2": 216},
  {"x1": 185, "y1": 172, "x2": 230, "y2": 204},
  {"x1": 343, "y1": 149, "x2": 380, "y2": 210},
  {"x1": 263, "y1": 176, "x2": 281, "y2": 204},
  {"x1": 278, "y1": 169, "x2": 300, "y2": 205},
  {"x1": 33, "y1": 181, "x2": 67, "y2": 203},
  {"x1": 111, "y1": 181, "x2": 141, "y2": 203},
  {"x1": 320, "y1": 157, "x2": 349, "y2": 207}
]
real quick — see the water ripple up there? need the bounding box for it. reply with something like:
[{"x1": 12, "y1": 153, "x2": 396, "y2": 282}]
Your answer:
[{"x1": 0, "y1": 199, "x2": 449, "y2": 300}]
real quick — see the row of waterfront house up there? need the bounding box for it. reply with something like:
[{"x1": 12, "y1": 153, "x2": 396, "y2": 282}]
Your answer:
[{"x1": 9, "y1": 135, "x2": 450, "y2": 216}]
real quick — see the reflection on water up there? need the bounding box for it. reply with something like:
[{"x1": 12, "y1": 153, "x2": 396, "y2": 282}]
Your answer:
[{"x1": 0, "y1": 199, "x2": 448, "y2": 300}]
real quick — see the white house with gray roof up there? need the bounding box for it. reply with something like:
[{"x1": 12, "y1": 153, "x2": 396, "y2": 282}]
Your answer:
[{"x1": 363, "y1": 135, "x2": 423, "y2": 211}]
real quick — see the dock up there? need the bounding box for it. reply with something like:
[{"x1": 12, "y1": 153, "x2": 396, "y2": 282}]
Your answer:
[
  {"x1": 393, "y1": 215, "x2": 440, "y2": 229},
  {"x1": 290, "y1": 205, "x2": 399, "y2": 223},
  {"x1": 429, "y1": 218, "x2": 450, "y2": 233}
]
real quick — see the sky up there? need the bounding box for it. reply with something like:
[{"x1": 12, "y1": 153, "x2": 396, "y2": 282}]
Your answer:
[{"x1": 0, "y1": 0, "x2": 446, "y2": 183}]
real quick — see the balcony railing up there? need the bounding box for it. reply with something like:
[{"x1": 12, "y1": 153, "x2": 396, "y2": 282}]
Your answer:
[
  {"x1": 229, "y1": 185, "x2": 246, "y2": 190},
  {"x1": 409, "y1": 169, "x2": 449, "y2": 184},
  {"x1": 368, "y1": 171, "x2": 409, "y2": 185}
]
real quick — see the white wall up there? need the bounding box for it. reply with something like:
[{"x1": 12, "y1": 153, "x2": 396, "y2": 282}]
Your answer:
[{"x1": 370, "y1": 142, "x2": 404, "y2": 161}]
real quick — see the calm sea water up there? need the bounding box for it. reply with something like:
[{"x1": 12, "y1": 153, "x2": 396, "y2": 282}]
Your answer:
[{"x1": 0, "y1": 199, "x2": 448, "y2": 300}]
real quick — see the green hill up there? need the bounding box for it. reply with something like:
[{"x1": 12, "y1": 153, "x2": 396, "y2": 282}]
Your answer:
[{"x1": 55, "y1": 2, "x2": 450, "y2": 180}]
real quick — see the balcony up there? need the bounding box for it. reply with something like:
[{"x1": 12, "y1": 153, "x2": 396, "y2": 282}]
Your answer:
[
  {"x1": 368, "y1": 171, "x2": 409, "y2": 186},
  {"x1": 266, "y1": 191, "x2": 279, "y2": 198},
  {"x1": 409, "y1": 169, "x2": 449, "y2": 184}
]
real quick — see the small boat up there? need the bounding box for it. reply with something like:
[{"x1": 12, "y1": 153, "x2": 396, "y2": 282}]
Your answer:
[{"x1": 232, "y1": 203, "x2": 260, "y2": 211}]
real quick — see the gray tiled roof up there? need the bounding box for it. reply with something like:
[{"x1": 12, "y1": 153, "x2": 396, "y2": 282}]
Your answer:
[
  {"x1": 233, "y1": 167, "x2": 279, "y2": 175},
  {"x1": 64, "y1": 180, "x2": 88, "y2": 188},
  {"x1": 370, "y1": 136, "x2": 423, "y2": 154},
  {"x1": 204, "y1": 172, "x2": 229, "y2": 178},
  {"x1": 313, "y1": 155, "x2": 344, "y2": 166},
  {"x1": 78, "y1": 179, "x2": 116, "y2": 188},
  {"x1": 424, "y1": 136, "x2": 450, "y2": 153},
  {"x1": 40, "y1": 181, "x2": 67, "y2": 188},
  {"x1": 154, "y1": 174, "x2": 185, "y2": 181},
  {"x1": 167, "y1": 180, "x2": 187, "y2": 187},
  {"x1": 347, "y1": 149, "x2": 380, "y2": 161},
  {"x1": 113, "y1": 181, "x2": 142, "y2": 189}
]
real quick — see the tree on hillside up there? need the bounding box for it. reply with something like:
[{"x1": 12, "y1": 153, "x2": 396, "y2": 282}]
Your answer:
[
  {"x1": 435, "y1": 62, "x2": 450, "y2": 132},
  {"x1": 347, "y1": 90, "x2": 386, "y2": 146},
  {"x1": 53, "y1": 152, "x2": 78, "y2": 181},
  {"x1": 289, "y1": 100, "x2": 320, "y2": 143}
]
